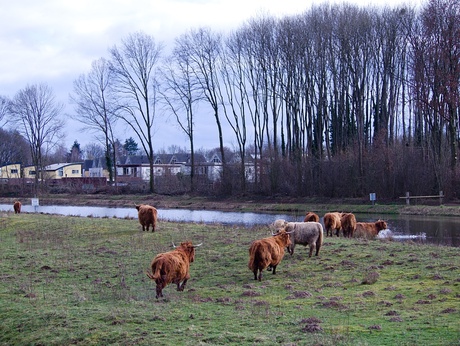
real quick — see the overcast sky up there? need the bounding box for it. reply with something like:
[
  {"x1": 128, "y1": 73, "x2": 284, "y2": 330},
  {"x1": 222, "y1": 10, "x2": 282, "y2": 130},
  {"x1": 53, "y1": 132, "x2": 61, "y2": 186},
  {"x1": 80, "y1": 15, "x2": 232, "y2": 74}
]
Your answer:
[{"x1": 1, "y1": 0, "x2": 423, "y2": 154}]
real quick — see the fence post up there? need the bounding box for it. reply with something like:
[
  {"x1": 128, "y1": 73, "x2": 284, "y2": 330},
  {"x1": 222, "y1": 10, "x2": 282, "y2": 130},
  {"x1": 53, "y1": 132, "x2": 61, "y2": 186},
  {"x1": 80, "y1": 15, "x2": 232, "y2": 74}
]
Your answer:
[
  {"x1": 405, "y1": 192, "x2": 410, "y2": 205},
  {"x1": 439, "y1": 191, "x2": 443, "y2": 205}
]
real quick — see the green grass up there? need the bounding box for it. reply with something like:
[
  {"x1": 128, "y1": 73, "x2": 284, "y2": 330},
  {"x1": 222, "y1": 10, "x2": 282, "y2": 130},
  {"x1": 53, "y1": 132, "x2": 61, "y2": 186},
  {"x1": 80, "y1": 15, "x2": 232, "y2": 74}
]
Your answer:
[{"x1": 0, "y1": 213, "x2": 459, "y2": 345}]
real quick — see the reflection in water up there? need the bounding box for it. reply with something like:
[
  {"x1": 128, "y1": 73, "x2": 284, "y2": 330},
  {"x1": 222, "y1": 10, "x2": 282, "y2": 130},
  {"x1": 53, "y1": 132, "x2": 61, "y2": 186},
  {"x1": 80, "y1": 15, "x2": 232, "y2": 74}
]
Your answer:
[{"x1": 0, "y1": 204, "x2": 458, "y2": 246}]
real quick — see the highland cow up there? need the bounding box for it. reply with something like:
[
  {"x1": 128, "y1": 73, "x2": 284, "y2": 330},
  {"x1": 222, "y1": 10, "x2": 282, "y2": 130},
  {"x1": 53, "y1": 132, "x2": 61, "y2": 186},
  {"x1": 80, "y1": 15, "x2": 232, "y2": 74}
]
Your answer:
[
  {"x1": 135, "y1": 204, "x2": 158, "y2": 232},
  {"x1": 304, "y1": 212, "x2": 320, "y2": 223},
  {"x1": 13, "y1": 201, "x2": 21, "y2": 214},
  {"x1": 146, "y1": 241, "x2": 201, "y2": 298},
  {"x1": 281, "y1": 222, "x2": 323, "y2": 257},
  {"x1": 248, "y1": 229, "x2": 292, "y2": 281},
  {"x1": 323, "y1": 212, "x2": 343, "y2": 237},
  {"x1": 354, "y1": 220, "x2": 388, "y2": 239}
]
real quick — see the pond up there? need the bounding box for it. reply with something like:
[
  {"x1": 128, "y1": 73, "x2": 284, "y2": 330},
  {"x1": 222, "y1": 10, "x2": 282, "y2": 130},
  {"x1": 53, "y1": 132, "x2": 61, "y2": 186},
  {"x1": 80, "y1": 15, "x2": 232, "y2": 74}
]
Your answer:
[{"x1": 0, "y1": 203, "x2": 459, "y2": 247}]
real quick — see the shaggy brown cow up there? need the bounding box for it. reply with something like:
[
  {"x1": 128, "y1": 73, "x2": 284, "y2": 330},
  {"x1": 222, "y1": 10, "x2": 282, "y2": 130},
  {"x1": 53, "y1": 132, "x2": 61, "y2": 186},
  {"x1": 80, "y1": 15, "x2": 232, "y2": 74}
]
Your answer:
[
  {"x1": 248, "y1": 229, "x2": 292, "y2": 281},
  {"x1": 13, "y1": 201, "x2": 21, "y2": 214},
  {"x1": 340, "y1": 213, "x2": 357, "y2": 238},
  {"x1": 135, "y1": 204, "x2": 158, "y2": 232},
  {"x1": 304, "y1": 212, "x2": 320, "y2": 223},
  {"x1": 146, "y1": 241, "x2": 201, "y2": 298},
  {"x1": 323, "y1": 212, "x2": 343, "y2": 237},
  {"x1": 354, "y1": 220, "x2": 388, "y2": 239}
]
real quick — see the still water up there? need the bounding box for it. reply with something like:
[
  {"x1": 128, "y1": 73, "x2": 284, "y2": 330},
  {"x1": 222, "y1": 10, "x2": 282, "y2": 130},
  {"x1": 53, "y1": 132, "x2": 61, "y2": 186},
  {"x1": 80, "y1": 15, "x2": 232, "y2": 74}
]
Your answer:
[{"x1": 1, "y1": 204, "x2": 459, "y2": 247}]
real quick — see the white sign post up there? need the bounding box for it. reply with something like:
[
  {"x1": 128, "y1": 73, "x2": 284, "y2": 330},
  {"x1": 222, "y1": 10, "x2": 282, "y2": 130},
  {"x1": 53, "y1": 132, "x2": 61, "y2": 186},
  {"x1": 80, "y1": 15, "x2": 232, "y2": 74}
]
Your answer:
[
  {"x1": 31, "y1": 198, "x2": 39, "y2": 212},
  {"x1": 369, "y1": 193, "x2": 376, "y2": 206}
]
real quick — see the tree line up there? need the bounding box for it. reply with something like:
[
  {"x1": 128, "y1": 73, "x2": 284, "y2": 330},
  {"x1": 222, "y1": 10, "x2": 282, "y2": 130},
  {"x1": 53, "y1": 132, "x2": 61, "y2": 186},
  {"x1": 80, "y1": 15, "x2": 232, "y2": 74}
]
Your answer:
[{"x1": 1, "y1": 0, "x2": 459, "y2": 200}]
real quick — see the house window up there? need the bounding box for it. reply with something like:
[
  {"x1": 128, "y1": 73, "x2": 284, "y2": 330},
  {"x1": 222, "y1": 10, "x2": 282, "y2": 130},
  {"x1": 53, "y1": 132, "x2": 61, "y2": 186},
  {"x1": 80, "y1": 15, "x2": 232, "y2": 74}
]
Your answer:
[
  {"x1": 171, "y1": 158, "x2": 177, "y2": 164},
  {"x1": 155, "y1": 158, "x2": 161, "y2": 164},
  {"x1": 29, "y1": 171, "x2": 36, "y2": 176},
  {"x1": 72, "y1": 170, "x2": 79, "y2": 174},
  {"x1": 58, "y1": 169, "x2": 63, "y2": 177},
  {"x1": 212, "y1": 157, "x2": 220, "y2": 163},
  {"x1": 11, "y1": 169, "x2": 18, "y2": 174}
]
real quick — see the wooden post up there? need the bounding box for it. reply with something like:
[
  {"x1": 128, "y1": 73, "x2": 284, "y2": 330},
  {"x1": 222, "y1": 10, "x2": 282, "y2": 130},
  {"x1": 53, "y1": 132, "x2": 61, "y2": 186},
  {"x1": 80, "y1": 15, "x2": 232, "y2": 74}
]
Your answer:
[
  {"x1": 405, "y1": 192, "x2": 410, "y2": 205},
  {"x1": 439, "y1": 191, "x2": 443, "y2": 205}
]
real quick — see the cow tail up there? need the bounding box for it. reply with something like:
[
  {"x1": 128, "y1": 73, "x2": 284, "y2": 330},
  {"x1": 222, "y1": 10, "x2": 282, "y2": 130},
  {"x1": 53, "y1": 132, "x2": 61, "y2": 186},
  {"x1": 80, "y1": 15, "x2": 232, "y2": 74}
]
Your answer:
[
  {"x1": 248, "y1": 244, "x2": 259, "y2": 271},
  {"x1": 146, "y1": 261, "x2": 162, "y2": 280},
  {"x1": 318, "y1": 225, "x2": 324, "y2": 251}
]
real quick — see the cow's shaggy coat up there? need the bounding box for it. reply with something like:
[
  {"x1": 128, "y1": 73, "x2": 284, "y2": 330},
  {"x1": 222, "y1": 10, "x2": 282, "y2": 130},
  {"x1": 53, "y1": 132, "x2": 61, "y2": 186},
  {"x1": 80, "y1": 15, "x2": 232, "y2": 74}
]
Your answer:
[
  {"x1": 146, "y1": 241, "x2": 197, "y2": 298},
  {"x1": 340, "y1": 213, "x2": 357, "y2": 238},
  {"x1": 323, "y1": 212, "x2": 343, "y2": 237},
  {"x1": 248, "y1": 230, "x2": 291, "y2": 281},
  {"x1": 304, "y1": 212, "x2": 320, "y2": 223},
  {"x1": 135, "y1": 204, "x2": 158, "y2": 232},
  {"x1": 13, "y1": 201, "x2": 21, "y2": 214},
  {"x1": 282, "y1": 222, "x2": 323, "y2": 257},
  {"x1": 354, "y1": 220, "x2": 388, "y2": 239}
]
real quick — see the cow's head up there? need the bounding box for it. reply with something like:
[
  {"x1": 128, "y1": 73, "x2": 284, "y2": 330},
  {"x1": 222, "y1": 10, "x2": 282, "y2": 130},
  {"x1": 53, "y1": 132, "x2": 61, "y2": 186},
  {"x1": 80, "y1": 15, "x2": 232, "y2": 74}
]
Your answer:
[
  {"x1": 273, "y1": 229, "x2": 293, "y2": 246},
  {"x1": 173, "y1": 241, "x2": 202, "y2": 262},
  {"x1": 376, "y1": 220, "x2": 387, "y2": 231}
]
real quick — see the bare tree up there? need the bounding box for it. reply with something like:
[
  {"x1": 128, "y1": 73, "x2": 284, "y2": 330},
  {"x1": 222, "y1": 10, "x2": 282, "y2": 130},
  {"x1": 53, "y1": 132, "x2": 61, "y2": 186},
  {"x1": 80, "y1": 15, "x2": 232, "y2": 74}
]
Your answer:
[
  {"x1": 160, "y1": 37, "x2": 203, "y2": 192},
  {"x1": 0, "y1": 96, "x2": 9, "y2": 128},
  {"x1": 109, "y1": 32, "x2": 164, "y2": 192},
  {"x1": 8, "y1": 83, "x2": 65, "y2": 188},
  {"x1": 178, "y1": 28, "x2": 231, "y2": 191},
  {"x1": 221, "y1": 30, "x2": 250, "y2": 192},
  {"x1": 83, "y1": 143, "x2": 104, "y2": 160},
  {"x1": 70, "y1": 58, "x2": 118, "y2": 183},
  {"x1": 0, "y1": 128, "x2": 30, "y2": 165}
]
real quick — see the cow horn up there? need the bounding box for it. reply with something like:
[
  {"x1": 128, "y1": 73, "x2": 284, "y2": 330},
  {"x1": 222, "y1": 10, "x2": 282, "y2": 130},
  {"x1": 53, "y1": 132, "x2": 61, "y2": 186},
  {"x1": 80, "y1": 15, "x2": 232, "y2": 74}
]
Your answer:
[
  {"x1": 286, "y1": 230, "x2": 295, "y2": 234},
  {"x1": 193, "y1": 243, "x2": 203, "y2": 248},
  {"x1": 172, "y1": 242, "x2": 176, "y2": 248}
]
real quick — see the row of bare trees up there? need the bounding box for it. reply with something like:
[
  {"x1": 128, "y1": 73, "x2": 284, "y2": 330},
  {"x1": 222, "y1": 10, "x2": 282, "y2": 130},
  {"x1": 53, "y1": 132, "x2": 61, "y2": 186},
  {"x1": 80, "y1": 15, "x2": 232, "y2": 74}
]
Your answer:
[{"x1": 2, "y1": 0, "x2": 459, "y2": 199}]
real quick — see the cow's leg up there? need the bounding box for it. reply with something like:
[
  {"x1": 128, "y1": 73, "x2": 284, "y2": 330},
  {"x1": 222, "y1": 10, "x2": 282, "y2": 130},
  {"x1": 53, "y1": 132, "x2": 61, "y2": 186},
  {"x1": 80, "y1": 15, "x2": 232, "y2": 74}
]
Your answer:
[
  {"x1": 290, "y1": 245, "x2": 295, "y2": 255},
  {"x1": 272, "y1": 265, "x2": 277, "y2": 275},
  {"x1": 257, "y1": 270, "x2": 263, "y2": 281},
  {"x1": 155, "y1": 280, "x2": 164, "y2": 298},
  {"x1": 253, "y1": 269, "x2": 258, "y2": 280},
  {"x1": 309, "y1": 244, "x2": 315, "y2": 257},
  {"x1": 179, "y1": 279, "x2": 188, "y2": 291}
]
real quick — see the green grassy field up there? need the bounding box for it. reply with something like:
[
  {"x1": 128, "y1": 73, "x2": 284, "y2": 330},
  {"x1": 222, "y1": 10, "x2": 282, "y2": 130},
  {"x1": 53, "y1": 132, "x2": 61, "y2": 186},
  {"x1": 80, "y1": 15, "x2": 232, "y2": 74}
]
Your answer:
[{"x1": 0, "y1": 213, "x2": 458, "y2": 345}]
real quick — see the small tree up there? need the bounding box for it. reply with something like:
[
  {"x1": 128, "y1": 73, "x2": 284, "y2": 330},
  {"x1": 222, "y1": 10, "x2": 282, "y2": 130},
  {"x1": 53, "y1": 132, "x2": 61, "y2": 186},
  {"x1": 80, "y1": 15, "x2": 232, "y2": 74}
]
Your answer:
[
  {"x1": 68, "y1": 140, "x2": 83, "y2": 162},
  {"x1": 123, "y1": 137, "x2": 139, "y2": 156}
]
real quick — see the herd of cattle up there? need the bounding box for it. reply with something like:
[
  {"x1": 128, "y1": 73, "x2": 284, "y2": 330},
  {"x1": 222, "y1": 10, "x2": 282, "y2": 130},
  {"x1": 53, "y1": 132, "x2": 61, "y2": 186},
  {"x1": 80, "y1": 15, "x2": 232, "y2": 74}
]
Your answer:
[
  {"x1": 134, "y1": 203, "x2": 388, "y2": 298},
  {"x1": 12, "y1": 201, "x2": 388, "y2": 299}
]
